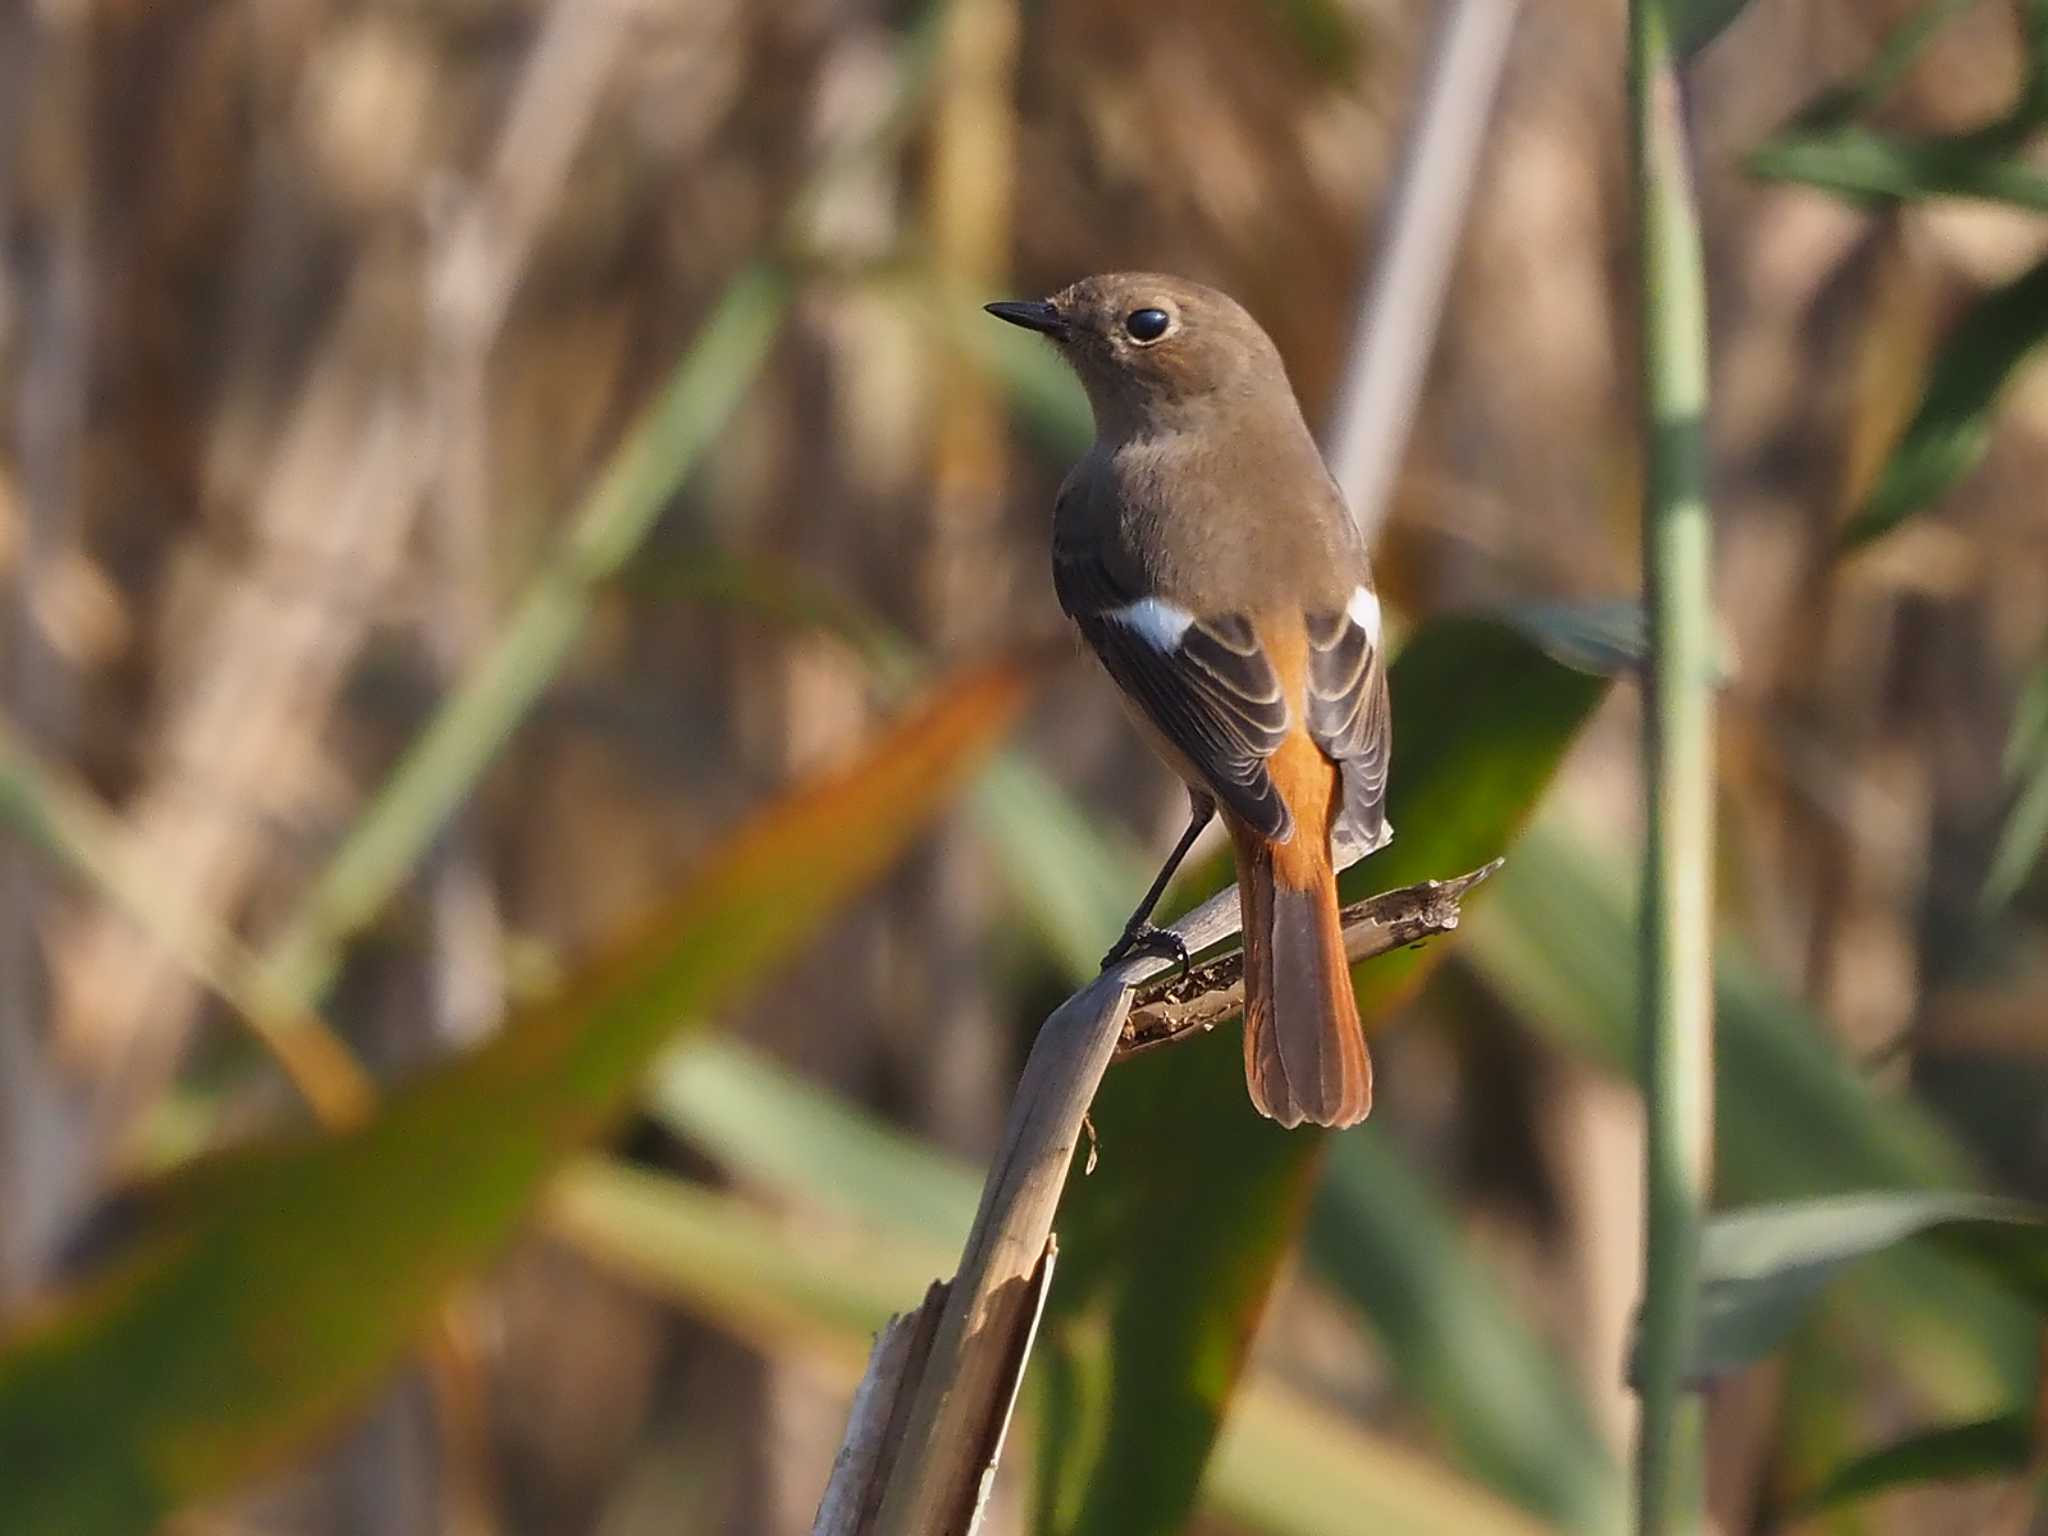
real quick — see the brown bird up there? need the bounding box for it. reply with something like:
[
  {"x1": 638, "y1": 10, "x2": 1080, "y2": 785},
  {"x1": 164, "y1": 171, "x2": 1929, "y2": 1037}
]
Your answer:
[{"x1": 988, "y1": 273, "x2": 1392, "y2": 1129}]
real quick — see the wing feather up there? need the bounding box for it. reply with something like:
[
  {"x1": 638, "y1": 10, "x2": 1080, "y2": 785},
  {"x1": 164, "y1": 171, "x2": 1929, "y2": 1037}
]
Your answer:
[
  {"x1": 1305, "y1": 601, "x2": 1391, "y2": 854},
  {"x1": 1055, "y1": 549, "x2": 1292, "y2": 839}
]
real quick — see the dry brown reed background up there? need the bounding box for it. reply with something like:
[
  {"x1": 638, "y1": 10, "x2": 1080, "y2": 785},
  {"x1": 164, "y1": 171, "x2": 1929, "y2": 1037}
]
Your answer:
[{"x1": 2, "y1": 1, "x2": 2047, "y2": 1533}]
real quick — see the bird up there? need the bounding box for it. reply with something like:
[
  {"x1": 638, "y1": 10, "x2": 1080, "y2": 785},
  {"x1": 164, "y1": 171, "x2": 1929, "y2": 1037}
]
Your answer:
[{"x1": 987, "y1": 273, "x2": 1392, "y2": 1129}]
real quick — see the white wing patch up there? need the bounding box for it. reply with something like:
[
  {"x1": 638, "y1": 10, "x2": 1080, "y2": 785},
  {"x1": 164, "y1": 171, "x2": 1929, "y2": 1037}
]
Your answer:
[
  {"x1": 1345, "y1": 585, "x2": 1382, "y2": 648},
  {"x1": 1108, "y1": 596, "x2": 1196, "y2": 653}
]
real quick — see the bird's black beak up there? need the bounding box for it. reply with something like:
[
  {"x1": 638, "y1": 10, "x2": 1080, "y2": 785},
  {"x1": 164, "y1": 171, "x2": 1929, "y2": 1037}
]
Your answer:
[{"x1": 984, "y1": 299, "x2": 1068, "y2": 339}]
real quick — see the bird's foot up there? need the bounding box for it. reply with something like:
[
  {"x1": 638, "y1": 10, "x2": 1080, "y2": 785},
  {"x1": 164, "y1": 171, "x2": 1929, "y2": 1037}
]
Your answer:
[{"x1": 1101, "y1": 921, "x2": 1191, "y2": 980}]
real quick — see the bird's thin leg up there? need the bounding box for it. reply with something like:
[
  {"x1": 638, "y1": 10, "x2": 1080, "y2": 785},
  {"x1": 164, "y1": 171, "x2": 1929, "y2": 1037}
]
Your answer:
[{"x1": 1101, "y1": 794, "x2": 1216, "y2": 976}]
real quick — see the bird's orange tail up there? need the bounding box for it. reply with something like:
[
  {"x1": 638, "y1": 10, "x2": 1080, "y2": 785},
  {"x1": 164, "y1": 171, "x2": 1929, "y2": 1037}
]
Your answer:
[{"x1": 1232, "y1": 739, "x2": 1372, "y2": 1129}]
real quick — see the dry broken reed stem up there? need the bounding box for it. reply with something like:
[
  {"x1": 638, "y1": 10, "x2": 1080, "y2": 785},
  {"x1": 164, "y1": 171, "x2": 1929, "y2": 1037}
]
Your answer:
[
  {"x1": 816, "y1": 1247, "x2": 1055, "y2": 1536},
  {"x1": 867, "y1": 960, "x2": 1133, "y2": 1535},
  {"x1": 839, "y1": 859, "x2": 1499, "y2": 1536},
  {"x1": 815, "y1": 1284, "x2": 951, "y2": 1536}
]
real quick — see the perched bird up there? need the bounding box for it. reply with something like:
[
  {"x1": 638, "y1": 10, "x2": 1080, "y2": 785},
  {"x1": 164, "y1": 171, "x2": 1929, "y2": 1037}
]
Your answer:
[{"x1": 988, "y1": 273, "x2": 1392, "y2": 1129}]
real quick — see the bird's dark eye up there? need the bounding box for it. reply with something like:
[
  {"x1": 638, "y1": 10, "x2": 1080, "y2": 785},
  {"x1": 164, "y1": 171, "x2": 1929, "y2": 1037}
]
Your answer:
[{"x1": 1124, "y1": 307, "x2": 1171, "y2": 343}]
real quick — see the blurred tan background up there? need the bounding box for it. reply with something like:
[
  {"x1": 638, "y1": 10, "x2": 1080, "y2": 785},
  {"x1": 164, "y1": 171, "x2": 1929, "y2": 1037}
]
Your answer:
[{"x1": 2, "y1": 0, "x2": 2046, "y2": 1532}]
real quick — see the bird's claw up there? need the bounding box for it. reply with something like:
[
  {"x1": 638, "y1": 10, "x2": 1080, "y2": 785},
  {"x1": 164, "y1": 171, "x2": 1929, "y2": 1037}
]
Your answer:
[{"x1": 1101, "y1": 922, "x2": 1191, "y2": 980}]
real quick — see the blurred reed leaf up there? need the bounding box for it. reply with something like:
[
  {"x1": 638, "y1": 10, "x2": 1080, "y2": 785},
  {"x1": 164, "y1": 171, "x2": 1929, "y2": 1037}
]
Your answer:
[
  {"x1": 1034, "y1": 615, "x2": 1612, "y2": 1536},
  {"x1": 1685, "y1": 1193, "x2": 2048, "y2": 1381},
  {"x1": 1309, "y1": 1129, "x2": 1624, "y2": 1530},
  {"x1": 971, "y1": 756, "x2": 1145, "y2": 982},
  {"x1": 1749, "y1": 123, "x2": 2048, "y2": 211},
  {"x1": 644, "y1": 1039, "x2": 978, "y2": 1245},
  {"x1": 0, "y1": 663, "x2": 1032, "y2": 1536},
  {"x1": 1206, "y1": 1380, "x2": 1557, "y2": 1536},
  {"x1": 1465, "y1": 835, "x2": 2040, "y2": 1405},
  {"x1": 548, "y1": 1159, "x2": 953, "y2": 1376},
  {"x1": 257, "y1": 263, "x2": 792, "y2": 1012},
  {"x1": 1797, "y1": 1412, "x2": 2035, "y2": 1511},
  {"x1": 1837, "y1": 253, "x2": 2048, "y2": 551},
  {"x1": 1983, "y1": 654, "x2": 2048, "y2": 916}
]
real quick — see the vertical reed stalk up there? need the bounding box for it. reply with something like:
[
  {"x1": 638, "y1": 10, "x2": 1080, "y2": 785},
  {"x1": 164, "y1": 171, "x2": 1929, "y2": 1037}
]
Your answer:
[{"x1": 1629, "y1": 3, "x2": 1714, "y2": 1529}]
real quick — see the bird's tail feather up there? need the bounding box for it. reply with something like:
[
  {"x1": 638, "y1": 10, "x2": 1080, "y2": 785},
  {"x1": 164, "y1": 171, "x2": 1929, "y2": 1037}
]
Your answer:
[{"x1": 1236, "y1": 830, "x2": 1372, "y2": 1129}]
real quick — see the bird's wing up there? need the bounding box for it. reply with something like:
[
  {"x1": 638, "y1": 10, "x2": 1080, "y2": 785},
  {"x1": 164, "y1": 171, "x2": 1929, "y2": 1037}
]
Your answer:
[
  {"x1": 1054, "y1": 546, "x2": 1293, "y2": 840},
  {"x1": 1304, "y1": 589, "x2": 1392, "y2": 854}
]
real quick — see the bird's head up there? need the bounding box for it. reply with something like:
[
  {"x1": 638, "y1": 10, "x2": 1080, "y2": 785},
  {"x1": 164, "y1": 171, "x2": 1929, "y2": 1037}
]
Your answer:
[{"x1": 985, "y1": 272, "x2": 1292, "y2": 434}]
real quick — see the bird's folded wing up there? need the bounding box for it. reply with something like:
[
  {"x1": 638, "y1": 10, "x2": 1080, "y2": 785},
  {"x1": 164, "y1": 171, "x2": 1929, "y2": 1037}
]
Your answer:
[
  {"x1": 1304, "y1": 597, "x2": 1392, "y2": 853},
  {"x1": 1054, "y1": 547, "x2": 1293, "y2": 840}
]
